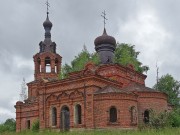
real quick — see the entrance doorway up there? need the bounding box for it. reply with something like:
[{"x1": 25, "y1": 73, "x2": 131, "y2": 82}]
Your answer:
[
  {"x1": 144, "y1": 110, "x2": 150, "y2": 123},
  {"x1": 60, "y1": 106, "x2": 70, "y2": 131}
]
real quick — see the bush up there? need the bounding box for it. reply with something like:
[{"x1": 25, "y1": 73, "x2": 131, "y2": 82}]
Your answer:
[
  {"x1": 31, "y1": 119, "x2": 39, "y2": 132},
  {"x1": 145, "y1": 108, "x2": 180, "y2": 129},
  {"x1": 148, "y1": 110, "x2": 171, "y2": 129},
  {"x1": 169, "y1": 108, "x2": 180, "y2": 127},
  {"x1": 0, "y1": 124, "x2": 9, "y2": 133},
  {"x1": 0, "y1": 118, "x2": 16, "y2": 133}
]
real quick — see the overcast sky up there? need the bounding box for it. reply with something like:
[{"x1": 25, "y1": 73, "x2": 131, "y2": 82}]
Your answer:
[{"x1": 0, "y1": 0, "x2": 180, "y2": 123}]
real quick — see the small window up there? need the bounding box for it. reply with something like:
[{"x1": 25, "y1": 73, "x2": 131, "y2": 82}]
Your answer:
[
  {"x1": 27, "y1": 120, "x2": 30, "y2": 129},
  {"x1": 52, "y1": 107, "x2": 57, "y2": 126},
  {"x1": 109, "y1": 107, "x2": 117, "y2": 123}
]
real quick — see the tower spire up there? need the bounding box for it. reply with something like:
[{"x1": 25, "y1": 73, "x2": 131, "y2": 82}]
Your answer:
[
  {"x1": 43, "y1": 0, "x2": 52, "y2": 39},
  {"x1": 39, "y1": 0, "x2": 56, "y2": 53}
]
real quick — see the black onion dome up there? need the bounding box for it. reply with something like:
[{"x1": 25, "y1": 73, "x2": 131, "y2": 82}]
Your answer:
[
  {"x1": 94, "y1": 28, "x2": 116, "y2": 46},
  {"x1": 43, "y1": 14, "x2": 52, "y2": 28}
]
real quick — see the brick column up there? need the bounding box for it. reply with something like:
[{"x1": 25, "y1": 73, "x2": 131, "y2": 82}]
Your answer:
[
  {"x1": 51, "y1": 59, "x2": 55, "y2": 73},
  {"x1": 15, "y1": 101, "x2": 23, "y2": 132},
  {"x1": 38, "y1": 88, "x2": 46, "y2": 130},
  {"x1": 57, "y1": 59, "x2": 61, "y2": 74},
  {"x1": 85, "y1": 87, "x2": 94, "y2": 128},
  {"x1": 41, "y1": 59, "x2": 45, "y2": 73}
]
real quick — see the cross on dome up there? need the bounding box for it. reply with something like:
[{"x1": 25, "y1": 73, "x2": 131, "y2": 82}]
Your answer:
[
  {"x1": 45, "y1": 0, "x2": 50, "y2": 14},
  {"x1": 101, "y1": 10, "x2": 108, "y2": 29}
]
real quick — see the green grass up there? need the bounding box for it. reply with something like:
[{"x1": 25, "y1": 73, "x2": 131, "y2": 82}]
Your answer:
[{"x1": 1, "y1": 128, "x2": 180, "y2": 135}]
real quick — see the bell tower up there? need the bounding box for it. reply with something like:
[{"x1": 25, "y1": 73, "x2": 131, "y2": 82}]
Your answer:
[{"x1": 33, "y1": 9, "x2": 62, "y2": 80}]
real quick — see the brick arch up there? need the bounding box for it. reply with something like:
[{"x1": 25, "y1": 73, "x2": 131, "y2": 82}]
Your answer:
[
  {"x1": 57, "y1": 92, "x2": 69, "y2": 101},
  {"x1": 39, "y1": 52, "x2": 56, "y2": 60},
  {"x1": 46, "y1": 94, "x2": 58, "y2": 102},
  {"x1": 60, "y1": 104, "x2": 70, "y2": 110},
  {"x1": 69, "y1": 90, "x2": 84, "y2": 100}
]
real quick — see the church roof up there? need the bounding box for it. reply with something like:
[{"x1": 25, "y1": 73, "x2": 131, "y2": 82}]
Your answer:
[
  {"x1": 123, "y1": 82, "x2": 158, "y2": 92},
  {"x1": 43, "y1": 13, "x2": 53, "y2": 28},
  {"x1": 94, "y1": 86, "x2": 132, "y2": 94},
  {"x1": 39, "y1": 11, "x2": 57, "y2": 54},
  {"x1": 94, "y1": 28, "x2": 116, "y2": 46}
]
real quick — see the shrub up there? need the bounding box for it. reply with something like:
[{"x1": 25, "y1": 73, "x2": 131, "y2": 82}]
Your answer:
[
  {"x1": 149, "y1": 110, "x2": 171, "y2": 129},
  {"x1": 145, "y1": 108, "x2": 180, "y2": 129},
  {"x1": 169, "y1": 108, "x2": 180, "y2": 127},
  {"x1": 31, "y1": 119, "x2": 39, "y2": 132},
  {"x1": 0, "y1": 124, "x2": 9, "y2": 133},
  {"x1": 0, "y1": 118, "x2": 16, "y2": 133}
]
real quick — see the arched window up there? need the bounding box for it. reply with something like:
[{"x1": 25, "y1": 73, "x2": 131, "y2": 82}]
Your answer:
[
  {"x1": 74, "y1": 104, "x2": 82, "y2": 125},
  {"x1": 130, "y1": 106, "x2": 137, "y2": 124},
  {"x1": 52, "y1": 107, "x2": 57, "y2": 126},
  {"x1": 109, "y1": 106, "x2": 117, "y2": 123},
  {"x1": 144, "y1": 110, "x2": 149, "y2": 124},
  {"x1": 45, "y1": 57, "x2": 51, "y2": 73}
]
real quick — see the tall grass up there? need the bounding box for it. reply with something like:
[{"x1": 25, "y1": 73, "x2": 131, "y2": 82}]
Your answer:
[{"x1": 1, "y1": 128, "x2": 180, "y2": 135}]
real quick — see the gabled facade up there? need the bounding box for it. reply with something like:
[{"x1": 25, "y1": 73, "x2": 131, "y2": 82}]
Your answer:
[{"x1": 15, "y1": 12, "x2": 169, "y2": 132}]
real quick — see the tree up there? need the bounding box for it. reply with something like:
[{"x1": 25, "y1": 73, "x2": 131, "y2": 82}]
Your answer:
[
  {"x1": 153, "y1": 74, "x2": 180, "y2": 107},
  {"x1": 0, "y1": 118, "x2": 16, "y2": 133},
  {"x1": 19, "y1": 78, "x2": 27, "y2": 102},
  {"x1": 60, "y1": 43, "x2": 149, "y2": 79},
  {"x1": 169, "y1": 108, "x2": 180, "y2": 127},
  {"x1": 114, "y1": 43, "x2": 149, "y2": 73},
  {"x1": 60, "y1": 45, "x2": 99, "y2": 79},
  {"x1": 71, "y1": 45, "x2": 91, "y2": 72}
]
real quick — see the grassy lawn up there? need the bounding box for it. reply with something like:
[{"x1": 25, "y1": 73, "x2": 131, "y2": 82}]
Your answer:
[{"x1": 1, "y1": 128, "x2": 180, "y2": 135}]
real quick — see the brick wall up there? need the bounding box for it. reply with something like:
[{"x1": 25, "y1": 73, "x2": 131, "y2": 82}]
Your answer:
[{"x1": 94, "y1": 93, "x2": 138, "y2": 128}]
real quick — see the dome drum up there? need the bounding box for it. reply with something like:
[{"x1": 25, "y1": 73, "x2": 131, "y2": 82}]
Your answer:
[
  {"x1": 94, "y1": 28, "x2": 116, "y2": 64},
  {"x1": 95, "y1": 44, "x2": 116, "y2": 52}
]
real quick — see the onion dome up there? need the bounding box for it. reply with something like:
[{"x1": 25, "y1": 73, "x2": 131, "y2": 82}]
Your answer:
[
  {"x1": 39, "y1": 12, "x2": 56, "y2": 53},
  {"x1": 43, "y1": 13, "x2": 53, "y2": 28},
  {"x1": 94, "y1": 28, "x2": 116, "y2": 46}
]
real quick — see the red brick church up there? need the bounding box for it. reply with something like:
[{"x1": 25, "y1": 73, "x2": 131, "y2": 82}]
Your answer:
[{"x1": 15, "y1": 11, "x2": 169, "y2": 132}]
